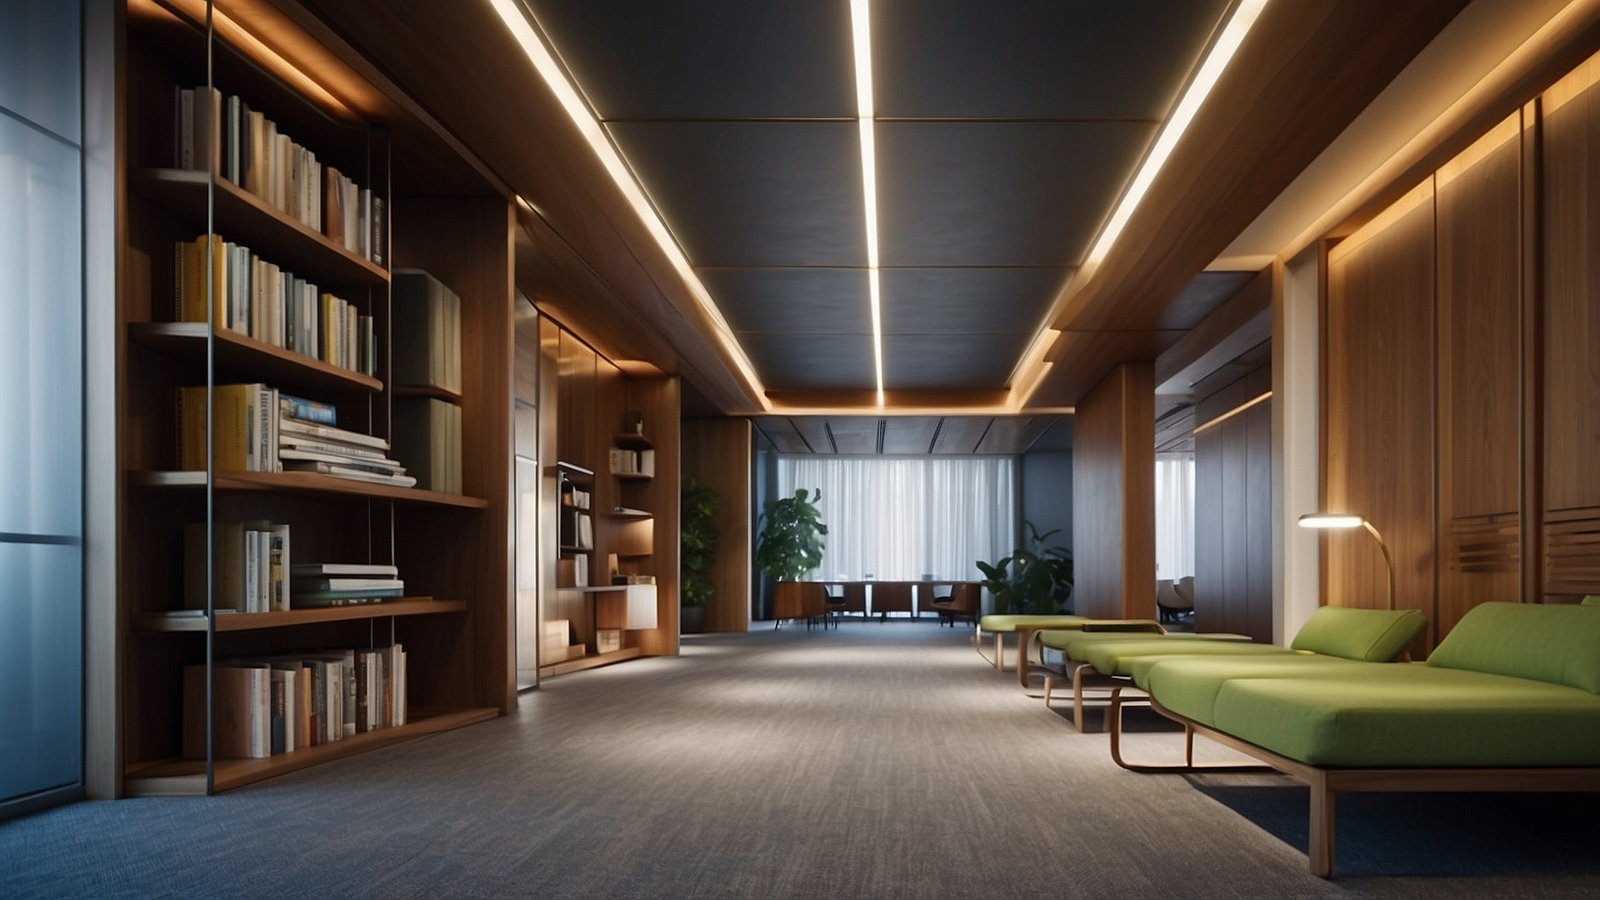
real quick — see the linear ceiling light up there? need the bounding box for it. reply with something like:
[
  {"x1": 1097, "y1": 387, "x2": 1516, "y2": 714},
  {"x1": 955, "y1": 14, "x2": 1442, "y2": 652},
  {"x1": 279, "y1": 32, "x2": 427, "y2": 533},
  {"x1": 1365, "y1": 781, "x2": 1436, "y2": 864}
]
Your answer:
[
  {"x1": 488, "y1": 0, "x2": 769, "y2": 409},
  {"x1": 851, "y1": 0, "x2": 885, "y2": 405},
  {"x1": 1083, "y1": 0, "x2": 1270, "y2": 268}
]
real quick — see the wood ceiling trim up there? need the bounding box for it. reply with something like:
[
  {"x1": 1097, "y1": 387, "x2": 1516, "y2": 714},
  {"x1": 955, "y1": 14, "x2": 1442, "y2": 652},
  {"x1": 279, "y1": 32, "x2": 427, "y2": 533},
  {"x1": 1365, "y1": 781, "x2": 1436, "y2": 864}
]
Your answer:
[{"x1": 1030, "y1": 0, "x2": 1470, "y2": 407}]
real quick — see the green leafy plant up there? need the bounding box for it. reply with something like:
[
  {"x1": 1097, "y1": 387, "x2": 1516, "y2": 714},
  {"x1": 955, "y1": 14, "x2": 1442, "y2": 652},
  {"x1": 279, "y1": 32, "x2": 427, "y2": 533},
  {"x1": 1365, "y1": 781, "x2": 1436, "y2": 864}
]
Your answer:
[
  {"x1": 976, "y1": 521, "x2": 1074, "y2": 614},
  {"x1": 680, "y1": 478, "x2": 719, "y2": 608},
  {"x1": 756, "y1": 488, "x2": 827, "y2": 582}
]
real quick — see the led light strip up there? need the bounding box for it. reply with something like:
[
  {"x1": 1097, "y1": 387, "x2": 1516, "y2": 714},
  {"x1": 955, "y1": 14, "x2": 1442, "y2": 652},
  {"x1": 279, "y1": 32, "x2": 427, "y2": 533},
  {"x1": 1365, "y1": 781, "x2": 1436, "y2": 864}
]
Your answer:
[
  {"x1": 1084, "y1": 0, "x2": 1271, "y2": 267},
  {"x1": 488, "y1": 0, "x2": 769, "y2": 408},
  {"x1": 851, "y1": 0, "x2": 885, "y2": 405}
]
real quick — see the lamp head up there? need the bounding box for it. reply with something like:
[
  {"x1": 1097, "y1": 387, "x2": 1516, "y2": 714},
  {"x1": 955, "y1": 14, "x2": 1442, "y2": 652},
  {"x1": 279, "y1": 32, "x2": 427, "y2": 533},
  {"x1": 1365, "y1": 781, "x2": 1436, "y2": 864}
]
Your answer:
[{"x1": 1298, "y1": 513, "x2": 1365, "y2": 530}]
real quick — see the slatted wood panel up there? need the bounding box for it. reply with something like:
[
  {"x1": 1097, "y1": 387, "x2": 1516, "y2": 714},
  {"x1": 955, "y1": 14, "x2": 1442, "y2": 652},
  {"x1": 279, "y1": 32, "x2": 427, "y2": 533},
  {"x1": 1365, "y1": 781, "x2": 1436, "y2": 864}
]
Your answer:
[
  {"x1": 1070, "y1": 364, "x2": 1155, "y2": 619},
  {"x1": 1324, "y1": 181, "x2": 1436, "y2": 625},
  {"x1": 1543, "y1": 57, "x2": 1600, "y2": 603},
  {"x1": 1544, "y1": 510, "x2": 1600, "y2": 595},
  {"x1": 1435, "y1": 112, "x2": 1523, "y2": 636}
]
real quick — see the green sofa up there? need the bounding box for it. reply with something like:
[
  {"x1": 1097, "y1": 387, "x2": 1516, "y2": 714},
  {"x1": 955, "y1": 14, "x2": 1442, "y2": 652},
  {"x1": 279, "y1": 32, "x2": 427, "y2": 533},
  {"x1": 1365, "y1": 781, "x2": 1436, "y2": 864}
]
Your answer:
[
  {"x1": 1122, "y1": 602, "x2": 1600, "y2": 877},
  {"x1": 1034, "y1": 606, "x2": 1424, "y2": 732},
  {"x1": 974, "y1": 614, "x2": 1163, "y2": 683}
]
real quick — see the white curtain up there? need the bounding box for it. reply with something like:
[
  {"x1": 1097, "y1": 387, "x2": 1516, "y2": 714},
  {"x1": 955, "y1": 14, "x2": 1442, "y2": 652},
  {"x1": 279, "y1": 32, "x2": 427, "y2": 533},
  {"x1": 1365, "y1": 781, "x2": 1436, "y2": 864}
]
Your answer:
[
  {"x1": 1155, "y1": 454, "x2": 1195, "y2": 579},
  {"x1": 776, "y1": 457, "x2": 1016, "y2": 581}
]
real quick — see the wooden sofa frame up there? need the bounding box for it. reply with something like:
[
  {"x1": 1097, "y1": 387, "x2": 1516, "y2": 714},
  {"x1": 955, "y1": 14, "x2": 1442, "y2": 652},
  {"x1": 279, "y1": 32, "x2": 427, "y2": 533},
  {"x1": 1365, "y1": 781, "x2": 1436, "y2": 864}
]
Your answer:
[{"x1": 1106, "y1": 692, "x2": 1600, "y2": 877}]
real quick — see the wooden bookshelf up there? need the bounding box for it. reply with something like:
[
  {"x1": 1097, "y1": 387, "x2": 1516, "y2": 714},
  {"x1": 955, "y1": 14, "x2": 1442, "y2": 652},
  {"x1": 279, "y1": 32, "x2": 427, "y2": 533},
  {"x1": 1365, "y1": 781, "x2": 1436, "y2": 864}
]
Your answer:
[
  {"x1": 130, "y1": 470, "x2": 489, "y2": 508},
  {"x1": 124, "y1": 706, "x2": 499, "y2": 796},
  {"x1": 129, "y1": 322, "x2": 382, "y2": 394},
  {"x1": 135, "y1": 597, "x2": 466, "y2": 632},
  {"x1": 115, "y1": 0, "x2": 513, "y2": 796}
]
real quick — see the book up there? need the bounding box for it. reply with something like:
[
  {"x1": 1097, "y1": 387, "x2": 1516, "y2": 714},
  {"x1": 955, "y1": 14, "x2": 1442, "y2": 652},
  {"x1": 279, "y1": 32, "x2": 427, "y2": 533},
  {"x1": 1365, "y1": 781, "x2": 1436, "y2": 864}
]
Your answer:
[
  {"x1": 279, "y1": 392, "x2": 336, "y2": 425},
  {"x1": 291, "y1": 588, "x2": 405, "y2": 609},
  {"x1": 392, "y1": 270, "x2": 462, "y2": 393},
  {"x1": 183, "y1": 664, "x2": 271, "y2": 759},
  {"x1": 176, "y1": 382, "x2": 278, "y2": 472},
  {"x1": 291, "y1": 577, "x2": 404, "y2": 592},
  {"x1": 278, "y1": 416, "x2": 390, "y2": 451},
  {"x1": 292, "y1": 563, "x2": 399, "y2": 577},
  {"x1": 282, "y1": 462, "x2": 418, "y2": 488},
  {"x1": 392, "y1": 397, "x2": 461, "y2": 493},
  {"x1": 183, "y1": 521, "x2": 247, "y2": 611}
]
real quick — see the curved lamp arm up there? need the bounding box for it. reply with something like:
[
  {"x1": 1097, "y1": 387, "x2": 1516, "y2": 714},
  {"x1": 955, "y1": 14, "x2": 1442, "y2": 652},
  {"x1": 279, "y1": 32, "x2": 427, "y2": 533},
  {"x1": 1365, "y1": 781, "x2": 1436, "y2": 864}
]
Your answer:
[{"x1": 1298, "y1": 513, "x2": 1396, "y2": 611}]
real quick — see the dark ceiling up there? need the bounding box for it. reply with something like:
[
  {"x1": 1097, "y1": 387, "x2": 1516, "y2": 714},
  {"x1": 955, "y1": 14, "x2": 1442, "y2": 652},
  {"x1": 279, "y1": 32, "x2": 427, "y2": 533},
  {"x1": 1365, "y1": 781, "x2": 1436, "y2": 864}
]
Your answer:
[{"x1": 527, "y1": 0, "x2": 1236, "y2": 395}]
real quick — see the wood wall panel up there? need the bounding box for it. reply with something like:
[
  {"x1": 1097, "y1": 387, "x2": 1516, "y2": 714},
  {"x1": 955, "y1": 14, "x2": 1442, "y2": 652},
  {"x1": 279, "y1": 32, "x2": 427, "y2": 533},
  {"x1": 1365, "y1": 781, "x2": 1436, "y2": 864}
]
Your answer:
[
  {"x1": 1436, "y1": 113, "x2": 1524, "y2": 635},
  {"x1": 1192, "y1": 366, "x2": 1273, "y2": 642},
  {"x1": 1325, "y1": 181, "x2": 1436, "y2": 626},
  {"x1": 391, "y1": 194, "x2": 516, "y2": 711},
  {"x1": 1071, "y1": 363, "x2": 1155, "y2": 619},
  {"x1": 1543, "y1": 57, "x2": 1600, "y2": 555},
  {"x1": 683, "y1": 418, "x2": 753, "y2": 633}
]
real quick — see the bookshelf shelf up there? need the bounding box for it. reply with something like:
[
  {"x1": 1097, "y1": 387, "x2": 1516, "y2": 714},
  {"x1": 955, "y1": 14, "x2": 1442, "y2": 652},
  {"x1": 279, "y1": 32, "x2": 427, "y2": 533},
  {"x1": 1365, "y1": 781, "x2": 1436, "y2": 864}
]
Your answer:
[
  {"x1": 613, "y1": 471, "x2": 653, "y2": 482},
  {"x1": 394, "y1": 384, "x2": 464, "y2": 403},
  {"x1": 129, "y1": 322, "x2": 382, "y2": 394},
  {"x1": 611, "y1": 433, "x2": 653, "y2": 451},
  {"x1": 607, "y1": 508, "x2": 653, "y2": 520},
  {"x1": 132, "y1": 168, "x2": 388, "y2": 288},
  {"x1": 130, "y1": 470, "x2": 490, "y2": 508},
  {"x1": 124, "y1": 706, "x2": 500, "y2": 796},
  {"x1": 135, "y1": 597, "x2": 467, "y2": 633}
]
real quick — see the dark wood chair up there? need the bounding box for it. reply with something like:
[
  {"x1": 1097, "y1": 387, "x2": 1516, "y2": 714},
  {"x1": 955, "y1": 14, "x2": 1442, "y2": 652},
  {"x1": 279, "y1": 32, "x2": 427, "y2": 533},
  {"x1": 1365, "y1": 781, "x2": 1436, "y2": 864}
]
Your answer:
[
  {"x1": 927, "y1": 582, "x2": 980, "y2": 627},
  {"x1": 871, "y1": 582, "x2": 914, "y2": 621}
]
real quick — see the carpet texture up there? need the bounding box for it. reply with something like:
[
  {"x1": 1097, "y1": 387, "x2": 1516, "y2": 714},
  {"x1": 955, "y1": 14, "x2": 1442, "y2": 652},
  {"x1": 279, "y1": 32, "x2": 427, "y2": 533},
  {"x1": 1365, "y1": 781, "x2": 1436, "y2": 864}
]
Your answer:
[{"x1": 2, "y1": 622, "x2": 1598, "y2": 898}]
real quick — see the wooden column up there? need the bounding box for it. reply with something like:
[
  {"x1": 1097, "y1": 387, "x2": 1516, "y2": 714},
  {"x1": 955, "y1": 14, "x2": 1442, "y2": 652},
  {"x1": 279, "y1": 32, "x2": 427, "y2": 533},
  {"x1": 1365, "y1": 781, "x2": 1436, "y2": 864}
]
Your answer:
[
  {"x1": 682, "y1": 418, "x2": 753, "y2": 633},
  {"x1": 1071, "y1": 363, "x2": 1156, "y2": 619}
]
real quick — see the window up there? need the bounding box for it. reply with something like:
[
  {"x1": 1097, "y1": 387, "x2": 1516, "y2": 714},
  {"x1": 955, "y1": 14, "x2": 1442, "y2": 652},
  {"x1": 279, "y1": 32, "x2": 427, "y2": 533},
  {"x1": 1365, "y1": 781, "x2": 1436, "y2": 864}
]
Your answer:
[
  {"x1": 776, "y1": 457, "x2": 1015, "y2": 581},
  {"x1": 1155, "y1": 454, "x2": 1194, "y2": 579}
]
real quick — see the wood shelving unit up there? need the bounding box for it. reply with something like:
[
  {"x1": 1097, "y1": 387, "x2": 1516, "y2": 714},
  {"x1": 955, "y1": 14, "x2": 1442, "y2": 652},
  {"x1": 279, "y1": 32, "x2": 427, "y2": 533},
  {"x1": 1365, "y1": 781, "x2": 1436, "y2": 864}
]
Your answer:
[
  {"x1": 134, "y1": 597, "x2": 466, "y2": 633},
  {"x1": 116, "y1": 0, "x2": 513, "y2": 796},
  {"x1": 124, "y1": 706, "x2": 499, "y2": 796}
]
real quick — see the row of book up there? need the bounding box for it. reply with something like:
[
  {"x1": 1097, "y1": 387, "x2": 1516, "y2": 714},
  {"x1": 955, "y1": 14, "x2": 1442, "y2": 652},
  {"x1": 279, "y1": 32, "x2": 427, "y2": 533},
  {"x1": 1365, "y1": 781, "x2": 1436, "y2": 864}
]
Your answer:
[
  {"x1": 181, "y1": 515, "x2": 405, "y2": 612},
  {"x1": 560, "y1": 484, "x2": 592, "y2": 510},
  {"x1": 176, "y1": 384, "x2": 417, "y2": 489},
  {"x1": 174, "y1": 234, "x2": 376, "y2": 377},
  {"x1": 182, "y1": 644, "x2": 405, "y2": 759},
  {"x1": 559, "y1": 508, "x2": 594, "y2": 550},
  {"x1": 609, "y1": 447, "x2": 657, "y2": 477},
  {"x1": 393, "y1": 271, "x2": 462, "y2": 393},
  {"x1": 177, "y1": 86, "x2": 385, "y2": 265}
]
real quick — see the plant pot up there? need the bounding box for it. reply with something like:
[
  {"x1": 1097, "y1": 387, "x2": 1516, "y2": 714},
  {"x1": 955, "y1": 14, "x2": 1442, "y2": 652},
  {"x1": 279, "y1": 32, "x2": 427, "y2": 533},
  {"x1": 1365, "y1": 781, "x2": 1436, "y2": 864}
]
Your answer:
[{"x1": 681, "y1": 605, "x2": 707, "y2": 634}]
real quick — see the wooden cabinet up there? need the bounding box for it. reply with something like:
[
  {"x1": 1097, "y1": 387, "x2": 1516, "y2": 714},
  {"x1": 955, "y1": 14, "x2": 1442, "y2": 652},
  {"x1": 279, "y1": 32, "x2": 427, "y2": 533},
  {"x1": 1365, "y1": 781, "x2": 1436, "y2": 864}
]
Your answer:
[{"x1": 117, "y1": 0, "x2": 510, "y2": 795}]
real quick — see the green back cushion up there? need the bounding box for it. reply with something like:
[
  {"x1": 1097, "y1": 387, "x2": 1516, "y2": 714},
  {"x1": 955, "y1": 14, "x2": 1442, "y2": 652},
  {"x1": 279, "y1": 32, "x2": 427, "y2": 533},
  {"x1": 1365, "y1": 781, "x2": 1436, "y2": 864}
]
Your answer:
[
  {"x1": 1288, "y1": 606, "x2": 1427, "y2": 661},
  {"x1": 1583, "y1": 595, "x2": 1600, "y2": 607},
  {"x1": 1427, "y1": 601, "x2": 1600, "y2": 693}
]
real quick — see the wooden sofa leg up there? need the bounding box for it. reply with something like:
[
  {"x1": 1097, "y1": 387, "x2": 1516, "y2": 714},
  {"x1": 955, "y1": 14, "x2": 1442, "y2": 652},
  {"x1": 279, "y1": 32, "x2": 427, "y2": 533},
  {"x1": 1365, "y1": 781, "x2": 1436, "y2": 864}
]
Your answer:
[
  {"x1": 1072, "y1": 665, "x2": 1088, "y2": 733},
  {"x1": 1309, "y1": 772, "x2": 1335, "y2": 878}
]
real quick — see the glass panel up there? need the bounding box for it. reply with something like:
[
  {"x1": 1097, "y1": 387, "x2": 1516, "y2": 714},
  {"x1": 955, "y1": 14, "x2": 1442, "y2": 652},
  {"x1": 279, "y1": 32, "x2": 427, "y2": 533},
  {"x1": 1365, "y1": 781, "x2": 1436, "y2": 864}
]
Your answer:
[
  {"x1": 0, "y1": 0, "x2": 82, "y2": 143},
  {"x1": 0, "y1": 113, "x2": 82, "y2": 538},
  {"x1": 0, "y1": 543, "x2": 83, "y2": 800}
]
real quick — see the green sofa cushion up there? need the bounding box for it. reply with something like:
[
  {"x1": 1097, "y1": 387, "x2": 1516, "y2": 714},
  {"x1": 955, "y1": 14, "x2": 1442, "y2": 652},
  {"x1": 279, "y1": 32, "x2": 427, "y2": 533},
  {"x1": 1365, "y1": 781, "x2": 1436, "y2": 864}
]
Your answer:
[
  {"x1": 1077, "y1": 639, "x2": 1291, "y2": 676},
  {"x1": 1582, "y1": 595, "x2": 1600, "y2": 607},
  {"x1": 1288, "y1": 606, "x2": 1427, "y2": 661},
  {"x1": 1211, "y1": 667, "x2": 1600, "y2": 766},
  {"x1": 1426, "y1": 601, "x2": 1600, "y2": 693},
  {"x1": 978, "y1": 614, "x2": 1087, "y2": 633},
  {"x1": 1136, "y1": 654, "x2": 1367, "y2": 722},
  {"x1": 1036, "y1": 630, "x2": 1248, "y2": 655}
]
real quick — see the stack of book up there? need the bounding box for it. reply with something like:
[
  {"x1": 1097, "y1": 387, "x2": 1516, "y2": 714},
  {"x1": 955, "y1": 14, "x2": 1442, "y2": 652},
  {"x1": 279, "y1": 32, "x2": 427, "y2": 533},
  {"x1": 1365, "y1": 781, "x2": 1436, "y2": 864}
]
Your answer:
[
  {"x1": 174, "y1": 233, "x2": 376, "y2": 376},
  {"x1": 290, "y1": 562, "x2": 404, "y2": 609},
  {"x1": 182, "y1": 520, "x2": 290, "y2": 613},
  {"x1": 177, "y1": 85, "x2": 385, "y2": 264},
  {"x1": 608, "y1": 446, "x2": 656, "y2": 477},
  {"x1": 182, "y1": 643, "x2": 406, "y2": 759},
  {"x1": 278, "y1": 393, "x2": 415, "y2": 488}
]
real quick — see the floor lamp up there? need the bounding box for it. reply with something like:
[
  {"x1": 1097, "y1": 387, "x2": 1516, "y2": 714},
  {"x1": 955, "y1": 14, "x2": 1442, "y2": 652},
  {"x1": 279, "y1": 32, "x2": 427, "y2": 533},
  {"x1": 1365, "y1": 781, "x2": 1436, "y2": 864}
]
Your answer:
[{"x1": 1298, "y1": 513, "x2": 1396, "y2": 611}]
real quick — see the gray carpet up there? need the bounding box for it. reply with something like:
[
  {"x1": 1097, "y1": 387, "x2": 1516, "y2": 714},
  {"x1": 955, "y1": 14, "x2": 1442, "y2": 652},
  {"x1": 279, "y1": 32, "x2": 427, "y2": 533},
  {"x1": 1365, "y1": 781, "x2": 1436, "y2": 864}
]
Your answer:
[{"x1": 3, "y1": 622, "x2": 1598, "y2": 898}]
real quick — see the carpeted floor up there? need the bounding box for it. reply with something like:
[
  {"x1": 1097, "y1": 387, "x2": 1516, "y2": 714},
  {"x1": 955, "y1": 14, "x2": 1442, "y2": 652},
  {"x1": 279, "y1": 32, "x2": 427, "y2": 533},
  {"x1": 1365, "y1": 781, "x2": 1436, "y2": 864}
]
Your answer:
[{"x1": 3, "y1": 621, "x2": 1598, "y2": 898}]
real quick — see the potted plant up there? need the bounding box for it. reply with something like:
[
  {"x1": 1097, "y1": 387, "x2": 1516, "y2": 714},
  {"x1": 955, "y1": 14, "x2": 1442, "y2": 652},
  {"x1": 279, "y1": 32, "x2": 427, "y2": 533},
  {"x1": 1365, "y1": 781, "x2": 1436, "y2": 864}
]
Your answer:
[
  {"x1": 976, "y1": 521, "x2": 1074, "y2": 615},
  {"x1": 680, "y1": 478, "x2": 719, "y2": 634},
  {"x1": 757, "y1": 488, "x2": 828, "y2": 622}
]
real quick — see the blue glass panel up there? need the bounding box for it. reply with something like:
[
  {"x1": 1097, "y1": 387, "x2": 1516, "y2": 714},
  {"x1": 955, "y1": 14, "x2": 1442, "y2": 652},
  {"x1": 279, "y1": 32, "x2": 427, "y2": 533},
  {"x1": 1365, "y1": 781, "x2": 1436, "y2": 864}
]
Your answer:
[
  {"x1": 0, "y1": 542, "x2": 83, "y2": 800},
  {"x1": 0, "y1": 0, "x2": 82, "y2": 142},
  {"x1": 0, "y1": 113, "x2": 82, "y2": 538}
]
